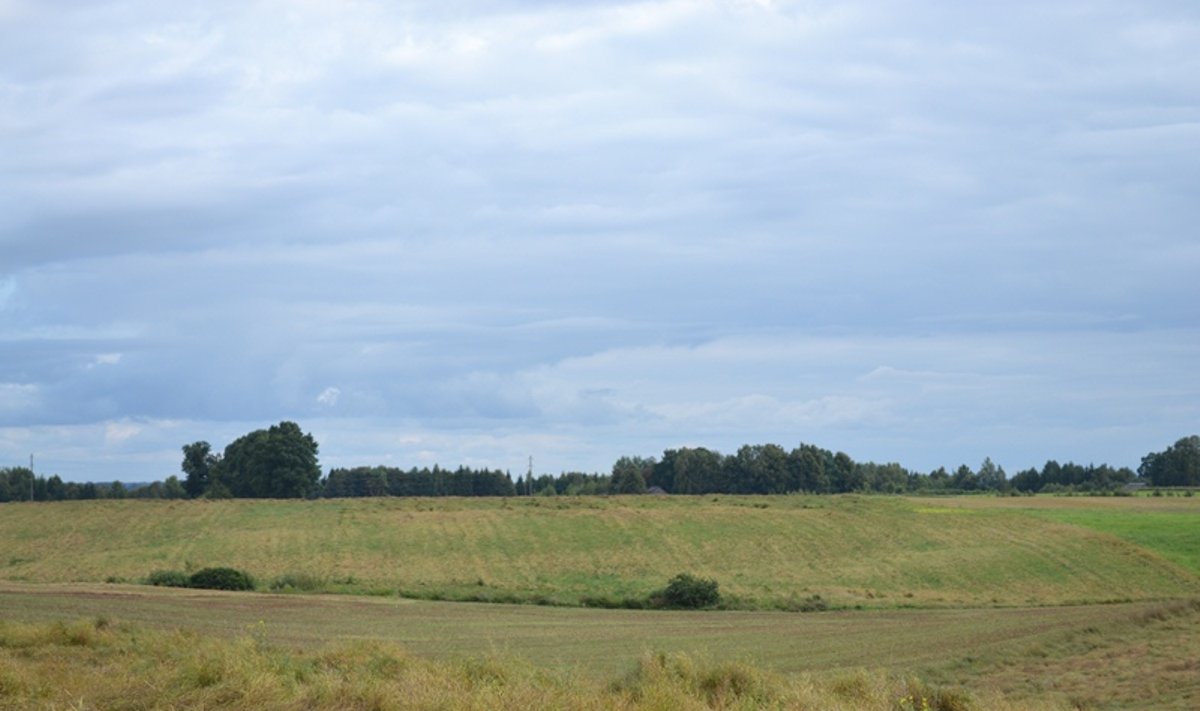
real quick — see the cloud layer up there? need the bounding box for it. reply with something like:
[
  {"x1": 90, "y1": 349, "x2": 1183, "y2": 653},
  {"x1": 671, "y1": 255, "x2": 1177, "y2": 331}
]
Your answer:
[{"x1": 2, "y1": 1, "x2": 1198, "y2": 481}]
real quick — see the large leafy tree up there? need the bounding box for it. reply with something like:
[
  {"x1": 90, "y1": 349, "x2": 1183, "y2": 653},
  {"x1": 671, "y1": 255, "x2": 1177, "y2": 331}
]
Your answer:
[
  {"x1": 729, "y1": 444, "x2": 789, "y2": 494},
  {"x1": 610, "y1": 455, "x2": 652, "y2": 494},
  {"x1": 827, "y1": 451, "x2": 860, "y2": 492},
  {"x1": 976, "y1": 457, "x2": 1007, "y2": 491},
  {"x1": 649, "y1": 449, "x2": 680, "y2": 493},
  {"x1": 788, "y1": 444, "x2": 830, "y2": 493},
  {"x1": 181, "y1": 441, "x2": 219, "y2": 498},
  {"x1": 671, "y1": 447, "x2": 725, "y2": 494},
  {"x1": 1, "y1": 467, "x2": 34, "y2": 501},
  {"x1": 951, "y1": 463, "x2": 977, "y2": 491},
  {"x1": 219, "y1": 421, "x2": 322, "y2": 498},
  {"x1": 1139, "y1": 435, "x2": 1200, "y2": 487}
]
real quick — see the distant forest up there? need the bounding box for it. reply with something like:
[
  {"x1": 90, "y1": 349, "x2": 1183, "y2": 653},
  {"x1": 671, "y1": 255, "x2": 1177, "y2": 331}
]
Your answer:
[{"x1": 1, "y1": 432, "x2": 1197, "y2": 502}]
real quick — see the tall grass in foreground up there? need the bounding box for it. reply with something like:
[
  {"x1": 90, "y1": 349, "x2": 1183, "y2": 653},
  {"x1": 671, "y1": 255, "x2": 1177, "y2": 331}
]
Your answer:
[{"x1": 0, "y1": 618, "x2": 1061, "y2": 710}]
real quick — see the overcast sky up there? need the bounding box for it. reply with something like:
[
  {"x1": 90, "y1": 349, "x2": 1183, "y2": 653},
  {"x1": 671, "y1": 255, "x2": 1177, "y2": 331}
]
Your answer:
[{"x1": 2, "y1": 0, "x2": 1198, "y2": 483}]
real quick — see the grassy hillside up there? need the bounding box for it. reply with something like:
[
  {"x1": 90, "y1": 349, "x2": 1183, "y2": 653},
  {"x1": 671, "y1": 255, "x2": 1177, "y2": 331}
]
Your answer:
[
  {"x1": 1, "y1": 495, "x2": 1196, "y2": 609},
  {"x1": 932, "y1": 496, "x2": 1200, "y2": 574}
]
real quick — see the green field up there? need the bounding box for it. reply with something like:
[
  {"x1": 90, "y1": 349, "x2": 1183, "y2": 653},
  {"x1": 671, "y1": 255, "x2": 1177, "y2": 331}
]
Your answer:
[
  {"x1": 1, "y1": 495, "x2": 1198, "y2": 709},
  {"x1": 1, "y1": 495, "x2": 1197, "y2": 609},
  {"x1": 1032, "y1": 506, "x2": 1199, "y2": 574}
]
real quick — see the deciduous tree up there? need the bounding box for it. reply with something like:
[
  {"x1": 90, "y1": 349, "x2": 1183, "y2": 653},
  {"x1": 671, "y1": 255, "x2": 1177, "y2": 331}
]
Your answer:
[
  {"x1": 1140, "y1": 435, "x2": 1200, "y2": 487},
  {"x1": 181, "y1": 441, "x2": 218, "y2": 498},
  {"x1": 220, "y1": 421, "x2": 321, "y2": 498}
]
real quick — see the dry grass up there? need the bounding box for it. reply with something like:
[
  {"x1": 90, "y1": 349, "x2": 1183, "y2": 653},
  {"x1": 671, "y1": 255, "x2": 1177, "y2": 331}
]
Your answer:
[
  {"x1": 3, "y1": 583, "x2": 1199, "y2": 708},
  {"x1": 925, "y1": 599, "x2": 1200, "y2": 710},
  {"x1": 0, "y1": 616, "x2": 1063, "y2": 710},
  {"x1": 0, "y1": 582, "x2": 1170, "y2": 676}
]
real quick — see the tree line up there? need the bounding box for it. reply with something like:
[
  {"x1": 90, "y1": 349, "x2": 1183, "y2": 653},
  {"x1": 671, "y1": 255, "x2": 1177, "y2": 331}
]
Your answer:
[
  {"x1": 0, "y1": 420, "x2": 320, "y2": 502},
  {"x1": 323, "y1": 466, "x2": 515, "y2": 498},
  {"x1": 0, "y1": 468, "x2": 186, "y2": 502},
  {"x1": 543, "y1": 446, "x2": 1140, "y2": 497},
  {"x1": 3, "y1": 429, "x2": 1196, "y2": 502},
  {"x1": 1138, "y1": 435, "x2": 1200, "y2": 487}
]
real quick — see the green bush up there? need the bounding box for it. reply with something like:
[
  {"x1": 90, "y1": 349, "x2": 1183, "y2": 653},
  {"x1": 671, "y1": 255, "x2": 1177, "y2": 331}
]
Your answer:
[
  {"x1": 146, "y1": 569, "x2": 190, "y2": 588},
  {"x1": 654, "y1": 573, "x2": 720, "y2": 609},
  {"x1": 187, "y1": 567, "x2": 255, "y2": 591}
]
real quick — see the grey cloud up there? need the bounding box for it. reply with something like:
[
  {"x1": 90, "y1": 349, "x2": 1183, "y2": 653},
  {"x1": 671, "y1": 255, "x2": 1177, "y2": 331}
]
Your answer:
[{"x1": 2, "y1": 0, "x2": 1197, "y2": 481}]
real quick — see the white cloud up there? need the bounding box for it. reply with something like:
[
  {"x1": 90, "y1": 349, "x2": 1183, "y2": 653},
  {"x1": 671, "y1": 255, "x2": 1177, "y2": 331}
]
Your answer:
[
  {"x1": 316, "y1": 386, "x2": 341, "y2": 407},
  {"x1": 86, "y1": 353, "x2": 123, "y2": 369},
  {"x1": 104, "y1": 420, "x2": 142, "y2": 444}
]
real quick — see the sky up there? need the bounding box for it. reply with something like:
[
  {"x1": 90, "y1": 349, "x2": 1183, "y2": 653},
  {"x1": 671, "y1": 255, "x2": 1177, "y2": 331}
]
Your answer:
[{"x1": 2, "y1": 0, "x2": 1198, "y2": 483}]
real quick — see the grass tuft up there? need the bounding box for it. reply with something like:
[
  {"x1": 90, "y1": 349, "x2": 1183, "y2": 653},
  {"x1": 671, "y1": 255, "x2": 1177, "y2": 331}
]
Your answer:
[{"x1": 269, "y1": 572, "x2": 329, "y2": 592}]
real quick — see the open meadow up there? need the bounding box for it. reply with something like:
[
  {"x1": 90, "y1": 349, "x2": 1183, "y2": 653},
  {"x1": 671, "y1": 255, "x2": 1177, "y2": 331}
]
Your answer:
[
  {"x1": 2, "y1": 494, "x2": 1197, "y2": 608},
  {"x1": 1, "y1": 494, "x2": 1198, "y2": 709}
]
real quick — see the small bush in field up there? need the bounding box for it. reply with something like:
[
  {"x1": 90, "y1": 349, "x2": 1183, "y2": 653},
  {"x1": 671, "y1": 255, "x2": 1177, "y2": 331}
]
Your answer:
[
  {"x1": 653, "y1": 573, "x2": 720, "y2": 609},
  {"x1": 146, "y1": 569, "x2": 190, "y2": 588},
  {"x1": 188, "y1": 567, "x2": 255, "y2": 591}
]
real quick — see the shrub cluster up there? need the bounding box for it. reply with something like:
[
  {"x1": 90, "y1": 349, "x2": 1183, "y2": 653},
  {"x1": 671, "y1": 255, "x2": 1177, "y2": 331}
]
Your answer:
[
  {"x1": 146, "y1": 569, "x2": 190, "y2": 587},
  {"x1": 144, "y1": 567, "x2": 255, "y2": 591},
  {"x1": 580, "y1": 574, "x2": 722, "y2": 610},
  {"x1": 189, "y1": 567, "x2": 255, "y2": 591},
  {"x1": 652, "y1": 573, "x2": 721, "y2": 609}
]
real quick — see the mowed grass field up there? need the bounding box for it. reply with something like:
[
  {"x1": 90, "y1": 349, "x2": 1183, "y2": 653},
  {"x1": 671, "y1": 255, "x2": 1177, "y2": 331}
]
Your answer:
[
  {"x1": 1, "y1": 494, "x2": 1196, "y2": 609},
  {"x1": 1, "y1": 494, "x2": 1198, "y2": 709},
  {"x1": 0, "y1": 582, "x2": 1168, "y2": 675},
  {"x1": 1, "y1": 583, "x2": 1198, "y2": 709}
]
